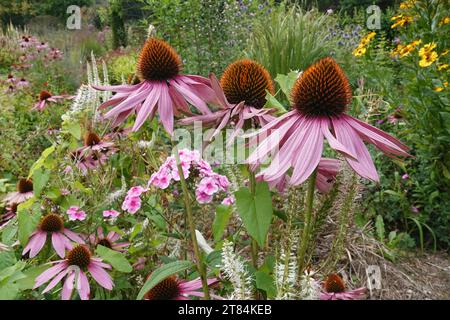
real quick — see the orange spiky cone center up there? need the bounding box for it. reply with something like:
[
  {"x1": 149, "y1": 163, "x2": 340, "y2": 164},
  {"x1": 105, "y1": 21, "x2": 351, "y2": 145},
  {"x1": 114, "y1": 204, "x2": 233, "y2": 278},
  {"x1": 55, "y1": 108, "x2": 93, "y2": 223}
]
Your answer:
[
  {"x1": 291, "y1": 57, "x2": 352, "y2": 117},
  {"x1": 220, "y1": 59, "x2": 274, "y2": 109},
  {"x1": 144, "y1": 275, "x2": 180, "y2": 300},
  {"x1": 84, "y1": 131, "x2": 101, "y2": 146},
  {"x1": 67, "y1": 245, "x2": 91, "y2": 269},
  {"x1": 39, "y1": 90, "x2": 52, "y2": 101},
  {"x1": 137, "y1": 38, "x2": 181, "y2": 81},
  {"x1": 324, "y1": 274, "x2": 346, "y2": 293},
  {"x1": 17, "y1": 178, "x2": 33, "y2": 193},
  {"x1": 39, "y1": 213, "x2": 64, "y2": 233}
]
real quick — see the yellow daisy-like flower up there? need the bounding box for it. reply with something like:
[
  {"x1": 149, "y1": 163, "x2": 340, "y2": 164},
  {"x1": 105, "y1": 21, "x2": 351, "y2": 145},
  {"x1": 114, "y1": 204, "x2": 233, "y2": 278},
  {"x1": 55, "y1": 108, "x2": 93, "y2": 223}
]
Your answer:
[
  {"x1": 391, "y1": 14, "x2": 413, "y2": 29},
  {"x1": 441, "y1": 49, "x2": 449, "y2": 57},
  {"x1": 419, "y1": 42, "x2": 437, "y2": 55},
  {"x1": 353, "y1": 46, "x2": 367, "y2": 57},
  {"x1": 391, "y1": 40, "x2": 421, "y2": 58},
  {"x1": 439, "y1": 17, "x2": 450, "y2": 26},
  {"x1": 419, "y1": 51, "x2": 438, "y2": 67},
  {"x1": 438, "y1": 63, "x2": 449, "y2": 71},
  {"x1": 434, "y1": 87, "x2": 444, "y2": 92},
  {"x1": 410, "y1": 39, "x2": 422, "y2": 47}
]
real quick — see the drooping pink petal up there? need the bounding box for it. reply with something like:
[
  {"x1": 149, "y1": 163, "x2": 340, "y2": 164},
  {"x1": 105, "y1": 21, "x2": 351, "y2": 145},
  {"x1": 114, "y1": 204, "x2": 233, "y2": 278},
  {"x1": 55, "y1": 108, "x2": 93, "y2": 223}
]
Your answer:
[
  {"x1": 208, "y1": 73, "x2": 229, "y2": 108},
  {"x1": 332, "y1": 118, "x2": 379, "y2": 182},
  {"x1": 132, "y1": 83, "x2": 161, "y2": 131},
  {"x1": 51, "y1": 232, "x2": 66, "y2": 258},
  {"x1": 290, "y1": 119, "x2": 324, "y2": 185},
  {"x1": 87, "y1": 263, "x2": 114, "y2": 290},
  {"x1": 158, "y1": 84, "x2": 174, "y2": 135},
  {"x1": 321, "y1": 117, "x2": 357, "y2": 159},
  {"x1": 34, "y1": 262, "x2": 68, "y2": 288},
  {"x1": 61, "y1": 271, "x2": 75, "y2": 300},
  {"x1": 63, "y1": 229, "x2": 84, "y2": 244},
  {"x1": 77, "y1": 270, "x2": 90, "y2": 300},
  {"x1": 171, "y1": 78, "x2": 211, "y2": 115},
  {"x1": 104, "y1": 83, "x2": 150, "y2": 119},
  {"x1": 92, "y1": 82, "x2": 144, "y2": 93},
  {"x1": 29, "y1": 231, "x2": 47, "y2": 258},
  {"x1": 42, "y1": 268, "x2": 70, "y2": 294}
]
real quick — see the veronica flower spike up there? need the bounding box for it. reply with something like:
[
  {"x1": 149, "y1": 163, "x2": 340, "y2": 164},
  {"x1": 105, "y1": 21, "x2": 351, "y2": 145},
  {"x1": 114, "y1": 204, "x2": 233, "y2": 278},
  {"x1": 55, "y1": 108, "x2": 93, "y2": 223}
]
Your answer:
[
  {"x1": 180, "y1": 60, "x2": 276, "y2": 145},
  {"x1": 247, "y1": 57, "x2": 410, "y2": 185},
  {"x1": 93, "y1": 38, "x2": 216, "y2": 135}
]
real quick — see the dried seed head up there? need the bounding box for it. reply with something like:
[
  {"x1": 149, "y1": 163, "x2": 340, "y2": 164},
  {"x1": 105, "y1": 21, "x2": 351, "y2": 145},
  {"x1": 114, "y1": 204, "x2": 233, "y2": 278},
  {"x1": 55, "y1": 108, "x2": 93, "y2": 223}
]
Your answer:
[{"x1": 144, "y1": 275, "x2": 180, "y2": 300}]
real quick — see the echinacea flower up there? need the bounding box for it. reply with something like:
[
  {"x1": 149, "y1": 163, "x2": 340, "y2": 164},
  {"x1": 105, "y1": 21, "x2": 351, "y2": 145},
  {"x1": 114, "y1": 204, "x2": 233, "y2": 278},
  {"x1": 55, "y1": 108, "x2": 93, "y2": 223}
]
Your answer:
[
  {"x1": 6, "y1": 74, "x2": 16, "y2": 83},
  {"x1": 89, "y1": 227, "x2": 129, "y2": 252},
  {"x1": 92, "y1": 38, "x2": 216, "y2": 135},
  {"x1": 320, "y1": 274, "x2": 366, "y2": 300},
  {"x1": 33, "y1": 90, "x2": 65, "y2": 111},
  {"x1": 78, "y1": 131, "x2": 116, "y2": 156},
  {"x1": 180, "y1": 61, "x2": 276, "y2": 145},
  {"x1": 69, "y1": 150, "x2": 96, "y2": 173},
  {"x1": 23, "y1": 213, "x2": 84, "y2": 258},
  {"x1": 246, "y1": 57, "x2": 410, "y2": 186},
  {"x1": 34, "y1": 245, "x2": 113, "y2": 300},
  {"x1": 16, "y1": 78, "x2": 29, "y2": 88},
  {"x1": 3, "y1": 178, "x2": 34, "y2": 205},
  {"x1": 143, "y1": 275, "x2": 219, "y2": 300},
  {"x1": 0, "y1": 203, "x2": 18, "y2": 227},
  {"x1": 19, "y1": 35, "x2": 37, "y2": 48}
]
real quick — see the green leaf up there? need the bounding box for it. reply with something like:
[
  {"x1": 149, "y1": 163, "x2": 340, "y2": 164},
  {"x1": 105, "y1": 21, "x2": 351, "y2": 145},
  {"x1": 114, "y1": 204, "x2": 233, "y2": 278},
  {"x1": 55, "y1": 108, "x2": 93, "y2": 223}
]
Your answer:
[
  {"x1": 129, "y1": 223, "x2": 143, "y2": 241},
  {"x1": 235, "y1": 182, "x2": 273, "y2": 247},
  {"x1": 32, "y1": 168, "x2": 50, "y2": 197},
  {"x1": 136, "y1": 260, "x2": 193, "y2": 300},
  {"x1": 64, "y1": 121, "x2": 81, "y2": 139},
  {"x1": 212, "y1": 205, "x2": 233, "y2": 242},
  {"x1": 28, "y1": 145, "x2": 55, "y2": 178},
  {"x1": 96, "y1": 245, "x2": 132, "y2": 273},
  {"x1": 375, "y1": 215, "x2": 385, "y2": 242},
  {"x1": 17, "y1": 209, "x2": 41, "y2": 246},
  {"x1": 264, "y1": 91, "x2": 286, "y2": 114},
  {"x1": 255, "y1": 271, "x2": 276, "y2": 298},
  {"x1": 275, "y1": 70, "x2": 299, "y2": 99},
  {"x1": 16, "y1": 265, "x2": 50, "y2": 290}
]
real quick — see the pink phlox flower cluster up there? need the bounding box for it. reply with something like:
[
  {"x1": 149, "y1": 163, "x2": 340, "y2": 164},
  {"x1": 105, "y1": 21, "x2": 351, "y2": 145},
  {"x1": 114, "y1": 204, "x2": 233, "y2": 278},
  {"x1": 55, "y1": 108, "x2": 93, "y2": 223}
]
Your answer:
[{"x1": 122, "y1": 186, "x2": 147, "y2": 214}]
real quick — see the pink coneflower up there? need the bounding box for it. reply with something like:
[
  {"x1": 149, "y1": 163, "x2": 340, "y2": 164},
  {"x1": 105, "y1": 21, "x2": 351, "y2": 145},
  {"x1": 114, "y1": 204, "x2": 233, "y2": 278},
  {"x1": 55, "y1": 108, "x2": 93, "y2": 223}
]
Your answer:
[
  {"x1": 143, "y1": 275, "x2": 219, "y2": 300},
  {"x1": 246, "y1": 57, "x2": 410, "y2": 185},
  {"x1": 78, "y1": 131, "x2": 116, "y2": 156},
  {"x1": 180, "y1": 64, "x2": 276, "y2": 145},
  {"x1": 69, "y1": 150, "x2": 96, "y2": 173},
  {"x1": 92, "y1": 38, "x2": 216, "y2": 135},
  {"x1": 3, "y1": 178, "x2": 34, "y2": 205},
  {"x1": 20, "y1": 35, "x2": 37, "y2": 48},
  {"x1": 34, "y1": 245, "x2": 113, "y2": 300},
  {"x1": 89, "y1": 227, "x2": 129, "y2": 252},
  {"x1": 23, "y1": 213, "x2": 84, "y2": 258},
  {"x1": 6, "y1": 74, "x2": 16, "y2": 83},
  {"x1": 320, "y1": 274, "x2": 366, "y2": 300},
  {"x1": 16, "y1": 77, "x2": 29, "y2": 88},
  {"x1": 36, "y1": 41, "x2": 49, "y2": 51},
  {"x1": 1, "y1": 203, "x2": 18, "y2": 227},
  {"x1": 33, "y1": 90, "x2": 65, "y2": 111}
]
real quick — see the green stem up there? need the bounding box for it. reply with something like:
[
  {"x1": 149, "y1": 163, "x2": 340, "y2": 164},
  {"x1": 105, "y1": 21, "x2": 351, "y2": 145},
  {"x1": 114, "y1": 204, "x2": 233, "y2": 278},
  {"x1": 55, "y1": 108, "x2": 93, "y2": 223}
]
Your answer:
[
  {"x1": 297, "y1": 169, "x2": 317, "y2": 276},
  {"x1": 248, "y1": 168, "x2": 259, "y2": 269},
  {"x1": 173, "y1": 144, "x2": 210, "y2": 300}
]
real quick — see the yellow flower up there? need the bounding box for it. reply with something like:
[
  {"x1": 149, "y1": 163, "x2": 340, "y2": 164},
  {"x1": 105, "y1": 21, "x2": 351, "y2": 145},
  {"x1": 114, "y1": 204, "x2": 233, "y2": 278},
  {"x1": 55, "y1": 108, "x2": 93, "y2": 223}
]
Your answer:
[
  {"x1": 419, "y1": 50, "x2": 438, "y2": 67},
  {"x1": 360, "y1": 32, "x2": 376, "y2": 46},
  {"x1": 438, "y1": 63, "x2": 449, "y2": 71},
  {"x1": 410, "y1": 39, "x2": 422, "y2": 47},
  {"x1": 353, "y1": 46, "x2": 367, "y2": 57},
  {"x1": 441, "y1": 49, "x2": 449, "y2": 57},
  {"x1": 391, "y1": 14, "x2": 413, "y2": 28},
  {"x1": 439, "y1": 17, "x2": 450, "y2": 25},
  {"x1": 400, "y1": 0, "x2": 415, "y2": 9},
  {"x1": 434, "y1": 87, "x2": 444, "y2": 92}
]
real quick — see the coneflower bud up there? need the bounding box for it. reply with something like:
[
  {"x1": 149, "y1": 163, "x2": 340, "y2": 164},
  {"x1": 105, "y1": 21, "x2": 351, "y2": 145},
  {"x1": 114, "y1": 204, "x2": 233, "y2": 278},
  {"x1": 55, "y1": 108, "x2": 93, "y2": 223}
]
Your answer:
[
  {"x1": 291, "y1": 57, "x2": 352, "y2": 117},
  {"x1": 220, "y1": 59, "x2": 274, "y2": 109},
  {"x1": 137, "y1": 38, "x2": 181, "y2": 81}
]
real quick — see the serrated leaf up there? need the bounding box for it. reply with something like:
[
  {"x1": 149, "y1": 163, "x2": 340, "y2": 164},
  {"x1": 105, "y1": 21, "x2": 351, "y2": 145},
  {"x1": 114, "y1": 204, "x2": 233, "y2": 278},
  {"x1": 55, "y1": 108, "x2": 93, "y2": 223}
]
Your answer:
[
  {"x1": 212, "y1": 205, "x2": 232, "y2": 241},
  {"x1": 96, "y1": 245, "x2": 132, "y2": 273},
  {"x1": 136, "y1": 260, "x2": 193, "y2": 300},
  {"x1": 275, "y1": 70, "x2": 299, "y2": 100},
  {"x1": 235, "y1": 182, "x2": 273, "y2": 247}
]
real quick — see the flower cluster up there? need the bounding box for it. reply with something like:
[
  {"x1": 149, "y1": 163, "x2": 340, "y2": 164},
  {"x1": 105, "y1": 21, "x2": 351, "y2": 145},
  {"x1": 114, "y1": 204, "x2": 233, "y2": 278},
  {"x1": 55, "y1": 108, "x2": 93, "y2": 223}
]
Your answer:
[
  {"x1": 391, "y1": 39, "x2": 422, "y2": 58},
  {"x1": 122, "y1": 186, "x2": 147, "y2": 214},
  {"x1": 418, "y1": 42, "x2": 438, "y2": 67},
  {"x1": 352, "y1": 32, "x2": 376, "y2": 57},
  {"x1": 66, "y1": 206, "x2": 87, "y2": 221},
  {"x1": 148, "y1": 149, "x2": 230, "y2": 204}
]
